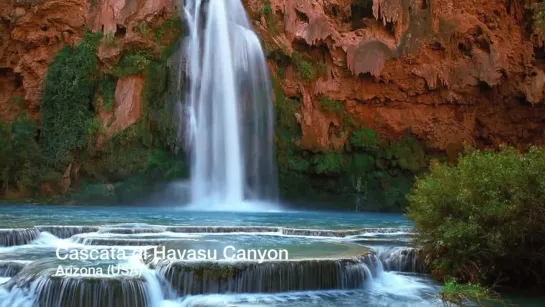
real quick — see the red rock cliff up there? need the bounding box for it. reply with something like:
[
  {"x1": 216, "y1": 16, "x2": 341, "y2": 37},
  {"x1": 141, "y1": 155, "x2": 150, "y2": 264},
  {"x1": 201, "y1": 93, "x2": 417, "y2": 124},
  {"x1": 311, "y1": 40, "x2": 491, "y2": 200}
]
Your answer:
[
  {"x1": 1, "y1": 0, "x2": 545, "y2": 156},
  {"x1": 0, "y1": 0, "x2": 175, "y2": 128},
  {"x1": 246, "y1": 0, "x2": 545, "y2": 155}
]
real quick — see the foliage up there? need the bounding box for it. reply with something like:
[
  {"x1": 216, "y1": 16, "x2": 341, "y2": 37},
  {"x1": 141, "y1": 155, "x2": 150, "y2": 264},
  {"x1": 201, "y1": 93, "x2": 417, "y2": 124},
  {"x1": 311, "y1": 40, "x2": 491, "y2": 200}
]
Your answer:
[
  {"x1": 113, "y1": 52, "x2": 153, "y2": 78},
  {"x1": 277, "y1": 67, "x2": 286, "y2": 79},
  {"x1": 272, "y1": 71, "x2": 427, "y2": 211},
  {"x1": 531, "y1": 2, "x2": 545, "y2": 38},
  {"x1": 104, "y1": 32, "x2": 116, "y2": 46},
  {"x1": 40, "y1": 31, "x2": 102, "y2": 168},
  {"x1": 154, "y1": 16, "x2": 183, "y2": 42},
  {"x1": 440, "y1": 279, "x2": 501, "y2": 306},
  {"x1": 145, "y1": 60, "x2": 179, "y2": 151},
  {"x1": 98, "y1": 75, "x2": 117, "y2": 111},
  {"x1": 312, "y1": 152, "x2": 344, "y2": 175},
  {"x1": 407, "y1": 147, "x2": 545, "y2": 288},
  {"x1": 292, "y1": 52, "x2": 315, "y2": 80},
  {"x1": 70, "y1": 21, "x2": 186, "y2": 204},
  {"x1": 381, "y1": 135, "x2": 427, "y2": 172},
  {"x1": 137, "y1": 22, "x2": 150, "y2": 37},
  {"x1": 319, "y1": 96, "x2": 344, "y2": 114},
  {"x1": 350, "y1": 128, "x2": 378, "y2": 151},
  {"x1": 260, "y1": 1, "x2": 278, "y2": 35},
  {"x1": 154, "y1": 16, "x2": 184, "y2": 57},
  {"x1": 0, "y1": 114, "x2": 60, "y2": 196}
]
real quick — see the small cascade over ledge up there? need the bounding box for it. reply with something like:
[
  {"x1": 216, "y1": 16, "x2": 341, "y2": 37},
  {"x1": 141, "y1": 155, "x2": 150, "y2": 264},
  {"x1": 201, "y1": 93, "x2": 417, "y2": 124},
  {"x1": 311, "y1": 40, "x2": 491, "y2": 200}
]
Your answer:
[
  {"x1": 0, "y1": 228, "x2": 40, "y2": 247},
  {"x1": 180, "y1": 0, "x2": 277, "y2": 210},
  {"x1": 378, "y1": 247, "x2": 428, "y2": 273},
  {"x1": 150, "y1": 255, "x2": 379, "y2": 295}
]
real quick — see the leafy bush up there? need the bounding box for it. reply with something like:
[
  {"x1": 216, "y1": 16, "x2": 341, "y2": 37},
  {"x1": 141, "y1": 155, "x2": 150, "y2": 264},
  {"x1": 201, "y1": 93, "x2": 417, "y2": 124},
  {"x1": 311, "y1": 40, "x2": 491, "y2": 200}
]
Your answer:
[
  {"x1": 99, "y1": 75, "x2": 117, "y2": 111},
  {"x1": 104, "y1": 32, "x2": 116, "y2": 46},
  {"x1": 440, "y1": 279, "x2": 501, "y2": 306},
  {"x1": 531, "y1": 2, "x2": 545, "y2": 38},
  {"x1": 260, "y1": 1, "x2": 278, "y2": 35},
  {"x1": 319, "y1": 96, "x2": 344, "y2": 114},
  {"x1": 407, "y1": 147, "x2": 545, "y2": 288},
  {"x1": 312, "y1": 152, "x2": 344, "y2": 175},
  {"x1": 40, "y1": 31, "x2": 102, "y2": 168},
  {"x1": 350, "y1": 128, "x2": 377, "y2": 151},
  {"x1": 383, "y1": 135, "x2": 427, "y2": 172},
  {"x1": 292, "y1": 52, "x2": 315, "y2": 80},
  {"x1": 0, "y1": 114, "x2": 58, "y2": 195},
  {"x1": 113, "y1": 52, "x2": 153, "y2": 78}
]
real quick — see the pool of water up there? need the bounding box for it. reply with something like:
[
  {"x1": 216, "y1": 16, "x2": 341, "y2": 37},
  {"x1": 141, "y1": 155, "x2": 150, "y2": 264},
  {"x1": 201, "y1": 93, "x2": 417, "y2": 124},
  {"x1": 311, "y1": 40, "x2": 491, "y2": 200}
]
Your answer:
[
  {"x1": 0, "y1": 205, "x2": 541, "y2": 307},
  {"x1": 0, "y1": 205, "x2": 413, "y2": 228}
]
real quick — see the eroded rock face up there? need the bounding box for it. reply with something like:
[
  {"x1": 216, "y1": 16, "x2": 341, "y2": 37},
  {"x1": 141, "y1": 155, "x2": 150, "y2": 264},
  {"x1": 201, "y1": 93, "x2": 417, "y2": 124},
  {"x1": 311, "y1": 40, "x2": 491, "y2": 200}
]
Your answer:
[
  {"x1": 107, "y1": 75, "x2": 144, "y2": 135},
  {"x1": 248, "y1": 0, "x2": 545, "y2": 151},
  {"x1": 0, "y1": 0, "x2": 88, "y2": 120},
  {"x1": 0, "y1": 0, "x2": 544, "y2": 177},
  {"x1": 0, "y1": 0, "x2": 175, "y2": 124}
]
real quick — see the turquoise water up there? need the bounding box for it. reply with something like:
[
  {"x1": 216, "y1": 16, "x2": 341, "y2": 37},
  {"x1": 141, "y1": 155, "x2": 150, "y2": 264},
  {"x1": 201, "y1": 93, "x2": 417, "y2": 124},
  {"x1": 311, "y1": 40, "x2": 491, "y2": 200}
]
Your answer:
[
  {"x1": 0, "y1": 205, "x2": 542, "y2": 306},
  {"x1": 0, "y1": 205, "x2": 413, "y2": 228}
]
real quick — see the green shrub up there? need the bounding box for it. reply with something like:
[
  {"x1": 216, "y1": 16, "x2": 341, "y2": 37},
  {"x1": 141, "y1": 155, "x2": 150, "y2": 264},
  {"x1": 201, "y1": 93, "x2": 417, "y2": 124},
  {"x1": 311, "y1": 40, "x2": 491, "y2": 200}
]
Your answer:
[
  {"x1": 531, "y1": 2, "x2": 545, "y2": 38},
  {"x1": 137, "y1": 22, "x2": 149, "y2": 37},
  {"x1": 313, "y1": 152, "x2": 344, "y2": 175},
  {"x1": 0, "y1": 114, "x2": 57, "y2": 195},
  {"x1": 319, "y1": 96, "x2": 344, "y2": 114},
  {"x1": 292, "y1": 52, "x2": 315, "y2": 80},
  {"x1": 441, "y1": 279, "x2": 501, "y2": 306},
  {"x1": 350, "y1": 128, "x2": 377, "y2": 151},
  {"x1": 260, "y1": 1, "x2": 278, "y2": 35},
  {"x1": 407, "y1": 146, "x2": 545, "y2": 288},
  {"x1": 104, "y1": 32, "x2": 116, "y2": 46},
  {"x1": 40, "y1": 31, "x2": 102, "y2": 168},
  {"x1": 99, "y1": 75, "x2": 117, "y2": 111},
  {"x1": 154, "y1": 16, "x2": 183, "y2": 42},
  {"x1": 113, "y1": 52, "x2": 153, "y2": 78},
  {"x1": 274, "y1": 80, "x2": 302, "y2": 171},
  {"x1": 154, "y1": 16, "x2": 184, "y2": 57},
  {"x1": 383, "y1": 135, "x2": 427, "y2": 172}
]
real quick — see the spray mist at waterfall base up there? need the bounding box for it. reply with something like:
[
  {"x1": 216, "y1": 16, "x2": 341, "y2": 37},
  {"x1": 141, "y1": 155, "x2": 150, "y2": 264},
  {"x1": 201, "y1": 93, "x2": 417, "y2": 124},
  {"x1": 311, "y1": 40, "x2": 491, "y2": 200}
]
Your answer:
[{"x1": 158, "y1": 180, "x2": 283, "y2": 212}]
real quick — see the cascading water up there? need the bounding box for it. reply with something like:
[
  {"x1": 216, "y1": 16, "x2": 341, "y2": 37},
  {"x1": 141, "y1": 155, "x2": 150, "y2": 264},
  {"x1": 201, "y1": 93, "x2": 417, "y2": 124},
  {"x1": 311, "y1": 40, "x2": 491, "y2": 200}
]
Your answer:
[{"x1": 180, "y1": 0, "x2": 277, "y2": 209}]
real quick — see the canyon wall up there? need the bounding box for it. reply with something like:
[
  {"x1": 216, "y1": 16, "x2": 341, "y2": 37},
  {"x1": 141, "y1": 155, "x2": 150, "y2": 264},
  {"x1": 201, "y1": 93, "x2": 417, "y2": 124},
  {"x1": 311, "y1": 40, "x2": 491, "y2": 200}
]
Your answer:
[
  {"x1": 244, "y1": 0, "x2": 545, "y2": 210},
  {"x1": 1, "y1": 0, "x2": 544, "y2": 210}
]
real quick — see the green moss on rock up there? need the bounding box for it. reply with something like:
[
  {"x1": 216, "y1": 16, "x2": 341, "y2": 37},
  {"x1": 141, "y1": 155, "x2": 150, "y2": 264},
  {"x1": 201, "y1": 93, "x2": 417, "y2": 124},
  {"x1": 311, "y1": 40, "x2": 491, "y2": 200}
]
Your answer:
[
  {"x1": 350, "y1": 128, "x2": 378, "y2": 151},
  {"x1": 319, "y1": 96, "x2": 344, "y2": 115},
  {"x1": 40, "y1": 31, "x2": 103, "y2": 168}
]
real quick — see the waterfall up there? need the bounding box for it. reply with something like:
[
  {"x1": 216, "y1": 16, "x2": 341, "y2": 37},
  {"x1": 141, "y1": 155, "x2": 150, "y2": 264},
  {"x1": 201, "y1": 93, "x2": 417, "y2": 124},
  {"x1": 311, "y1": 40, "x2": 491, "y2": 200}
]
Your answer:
[
  {"x1": 0, "y1": 229, "x2": 40, "y2": 247},
  {"x1": 36, "y1": 226, "x2": 99, "y2": 239},
  {"x1": 181, "y1": 0, "x2": 277, "y2": 209},
  {"x1": 378, "y1": 247, "x2": 428, "y2": 273},
  {"x1": 152, "y1": 255, "x2": 379, "y2": 295}
]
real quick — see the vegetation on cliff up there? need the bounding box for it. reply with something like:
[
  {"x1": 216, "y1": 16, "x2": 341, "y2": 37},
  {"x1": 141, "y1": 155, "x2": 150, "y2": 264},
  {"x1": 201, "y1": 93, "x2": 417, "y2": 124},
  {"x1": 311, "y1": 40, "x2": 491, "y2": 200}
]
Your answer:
[
  {"x1": 41, "y1": 31, "x2": 103, "y2": 168},
  {"x1": 0, "y1": 16, "x2": 186, "y2": 203},
  {"x1": 0, "y1": 114, "x2": 59, "y2": 199},
  {"x1": 407, "y1": 147, "x2": 545, "y2": 289},
  {"x1": 272, "y1": 71, "x2": 431, "y2": 211},
  {"x1": 440, "y1": 279, "x2": 502, "y2": 306}
]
